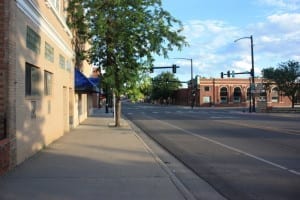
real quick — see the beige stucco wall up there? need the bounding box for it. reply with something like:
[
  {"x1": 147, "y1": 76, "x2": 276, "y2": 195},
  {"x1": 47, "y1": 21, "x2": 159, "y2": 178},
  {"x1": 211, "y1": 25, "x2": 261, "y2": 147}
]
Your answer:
[
  {"x1": 73, "y1": 61, "x2": 95, "y2": 127},
  {"x1": 14, "y1": 0, "x2": 78, "y2": 164}
]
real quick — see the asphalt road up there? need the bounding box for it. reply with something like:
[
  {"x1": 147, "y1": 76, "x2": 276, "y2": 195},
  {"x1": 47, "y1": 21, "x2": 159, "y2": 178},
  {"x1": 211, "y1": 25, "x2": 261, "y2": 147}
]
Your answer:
[{"x1": 122, "y1": 102, "x2": 300, "y2": 200}]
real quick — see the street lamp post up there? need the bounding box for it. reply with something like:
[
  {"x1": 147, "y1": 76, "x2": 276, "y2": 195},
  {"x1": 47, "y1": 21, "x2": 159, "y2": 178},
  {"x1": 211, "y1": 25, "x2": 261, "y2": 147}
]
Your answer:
[{"x1": 234, "y1": 35, "x2": 256, "y2": 112}]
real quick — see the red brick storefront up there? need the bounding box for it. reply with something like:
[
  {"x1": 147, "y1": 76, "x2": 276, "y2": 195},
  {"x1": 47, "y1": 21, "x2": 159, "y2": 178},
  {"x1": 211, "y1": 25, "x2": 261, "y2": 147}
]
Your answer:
[{"x1": 174, "y1": 78, "x2": 293, "y2": 109}]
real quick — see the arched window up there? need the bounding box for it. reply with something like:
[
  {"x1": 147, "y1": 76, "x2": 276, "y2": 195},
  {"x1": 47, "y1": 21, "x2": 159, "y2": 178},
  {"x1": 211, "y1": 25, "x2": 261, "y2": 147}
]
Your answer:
[
  {"x1": 271, "y1": 87, "x2": 279, "y2": 102},
  {"x1": 233, "y1": 87, "x2": 241, "y2": 102},
  {"x1": 220, "y1": 87, "x2": 228, "y2": 103}
]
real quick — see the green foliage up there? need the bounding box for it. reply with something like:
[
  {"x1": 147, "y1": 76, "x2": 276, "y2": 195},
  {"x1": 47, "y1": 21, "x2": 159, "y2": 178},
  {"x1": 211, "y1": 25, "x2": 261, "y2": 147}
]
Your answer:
[
  {"x1": 151, "y1": 72, "x2": 181, "y2": 100},
  {"x1": 139, "y1": 75, "x2": 153, "y2": 98},
  {"x1": 66, "y1": 0, "x2": 89, "y2": 68},
  {"x1": 85, "y1": 0, "x2": 186, "y2": 93},
  {"x1": 124, "y1": 73, "x2": 152, "y2": 102},
  {"x1": 262, "y1": 60, "x2": 300, "y2": 108},
  {"x1": 67, "y1": 0, "x2": 187, "y2": 126}
]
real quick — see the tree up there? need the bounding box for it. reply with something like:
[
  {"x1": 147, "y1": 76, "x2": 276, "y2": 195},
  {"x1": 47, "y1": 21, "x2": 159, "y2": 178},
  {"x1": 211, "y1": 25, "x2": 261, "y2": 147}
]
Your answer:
[
  {"x1": 125, "y1": 73, "x2": 153, "y2": 102},
  {"x1": 151, "y1": 72, "x2": 182, "y2": 103},
  {"x1": 262, "y1": 60, "x2": 300, "y2": 108},
  {"x1": 139, "y1": 75, "x2": 153, "y2": 101},
  {"x1": 84, "y1": 0, "x2": 187, "y2": 126},
  {"x1": 66, "y1": 0, "x2": 89, "y2": 69}
]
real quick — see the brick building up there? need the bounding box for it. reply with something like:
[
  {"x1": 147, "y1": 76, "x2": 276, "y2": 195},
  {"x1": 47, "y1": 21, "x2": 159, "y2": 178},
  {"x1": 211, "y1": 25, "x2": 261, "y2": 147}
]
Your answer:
[
  {"x1": 0, "y1": 0, "x2": 95, "y2": 175},
  {"x1": 174, "y1": 77, "x2": 297, "y2": 109}
]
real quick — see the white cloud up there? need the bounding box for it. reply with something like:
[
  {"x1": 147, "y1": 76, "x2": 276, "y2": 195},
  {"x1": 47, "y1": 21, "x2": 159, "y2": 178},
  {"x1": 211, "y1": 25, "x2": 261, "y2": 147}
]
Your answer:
[
  {"x1": 267, "y1": 13, "x2": 300, "y2": 31},
  {"x1": 155, "y1": 9, "x2": 300, "y2": 80},
  {"x1": 232, "y1": 56, "x2": 252, "y2": 71},
  {"x1": 253, "y1": 13, "x2": 300, "y2": 61},
  {"x1": 179, "y1": 20, "x2": 242, "y2": 77},
  {"x1": 258, "y1": 0, "x2": 300, "y2": 11},
  {"x1": 183, "y1": 20, "x2": 240, "y2": 48}
]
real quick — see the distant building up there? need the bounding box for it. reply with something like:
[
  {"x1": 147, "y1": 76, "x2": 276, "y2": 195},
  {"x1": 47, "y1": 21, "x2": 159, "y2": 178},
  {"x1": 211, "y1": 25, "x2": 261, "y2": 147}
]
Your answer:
[
  {"x1": 174, "y1": 77, "x2": 298, "y2": 109},
  {"x1": 0, "y1": 0, "x2": 97, "y2": 175}
]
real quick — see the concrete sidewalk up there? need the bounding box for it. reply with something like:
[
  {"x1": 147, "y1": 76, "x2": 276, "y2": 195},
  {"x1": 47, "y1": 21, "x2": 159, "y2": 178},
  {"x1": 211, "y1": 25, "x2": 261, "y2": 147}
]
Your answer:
[{"x1": 0, "y1": 109, "x2": 191, "y2": 200}]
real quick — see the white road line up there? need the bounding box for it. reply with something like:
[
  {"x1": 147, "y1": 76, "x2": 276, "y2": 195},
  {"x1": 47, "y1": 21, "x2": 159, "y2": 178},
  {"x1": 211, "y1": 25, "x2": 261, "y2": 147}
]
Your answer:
[
  {"x1": 157, "y1": 119, "x2": 300, "y2": 176},
  {"x1": 210, "y1": 116, "x2": 236, "y2": 119}
]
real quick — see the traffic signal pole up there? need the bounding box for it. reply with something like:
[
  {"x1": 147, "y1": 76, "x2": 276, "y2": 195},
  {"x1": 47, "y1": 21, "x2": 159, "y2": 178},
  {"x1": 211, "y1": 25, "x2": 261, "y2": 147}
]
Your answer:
[
  {"x1": 172, "y1": 58, "x2": 194, "y2": 108},
  {"x1": 250, "y1": 36, "x2": 256, "y2": 112},
  {"x1": 233, "y1": 35, "x2": 256, "y2": 112}
]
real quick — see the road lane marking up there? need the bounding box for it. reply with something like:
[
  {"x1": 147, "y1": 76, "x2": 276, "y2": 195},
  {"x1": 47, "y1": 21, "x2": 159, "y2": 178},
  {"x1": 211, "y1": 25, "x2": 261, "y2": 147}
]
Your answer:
[
  {"x1": 210, "y1": 116, "x2": 236, "y2": 119},
  {"x1": 153, "y1": 118, "x2": 300, "y2": 177},
  {"x1": 216, "y1": 120, "x2": 300, "y2": 136},
  {"x1": 172, "y1": 111, "x2": 300, "y2": 136}
]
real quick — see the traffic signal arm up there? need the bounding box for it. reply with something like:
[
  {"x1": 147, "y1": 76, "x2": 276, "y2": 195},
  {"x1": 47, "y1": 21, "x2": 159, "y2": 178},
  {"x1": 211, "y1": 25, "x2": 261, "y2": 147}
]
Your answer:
[{"x1": 151, "y1": 65, "x2": 180, "y2": 73}]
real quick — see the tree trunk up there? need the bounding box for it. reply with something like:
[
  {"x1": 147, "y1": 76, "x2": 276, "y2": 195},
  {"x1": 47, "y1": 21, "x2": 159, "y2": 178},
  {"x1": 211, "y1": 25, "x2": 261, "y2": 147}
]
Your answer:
[
  {"x1": 115, "y1": 95, "x2": 121, "y2": 127},
  {"x1": 114, "y1": 66, "x2": 122, "y2": 127},
  {"x1": 292, "y1": 95, "x2": 295, "y2": 108}
]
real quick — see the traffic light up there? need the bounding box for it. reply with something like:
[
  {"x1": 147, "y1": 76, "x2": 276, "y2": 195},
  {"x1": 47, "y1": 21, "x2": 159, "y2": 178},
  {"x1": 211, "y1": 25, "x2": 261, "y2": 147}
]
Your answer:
[
  {"x1": 150, "y1": 67, "x2": 154, "y2": 73},
  {"x1": 227, "y1": 70, "x2": 230, "y2": 77},
  {"x1": 221, "y1": 72, "x2": 224, "y2": 78},
  {"x1": 232, "y1": 70, "x2": 235, "y2": 78},
  {"x1": 172, "y1": 64, "x2": 177, "y2": 73}
]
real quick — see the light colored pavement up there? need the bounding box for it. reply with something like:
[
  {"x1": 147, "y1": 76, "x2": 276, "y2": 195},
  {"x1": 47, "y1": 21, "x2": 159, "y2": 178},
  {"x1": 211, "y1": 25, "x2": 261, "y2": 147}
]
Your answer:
[
  {"x1": 0, "y1": 109, "x2": 190, "y2": 200},
  {"x1": 0, "y1": 108, "x2": 227, "y2": 200}
]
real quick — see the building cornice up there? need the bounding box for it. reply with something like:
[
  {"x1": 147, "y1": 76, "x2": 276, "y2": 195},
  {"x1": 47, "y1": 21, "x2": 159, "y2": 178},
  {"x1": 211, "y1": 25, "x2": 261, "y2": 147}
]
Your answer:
[
  {"x1": 44, "y1": 0, "x2": 72, "y2": 37},
  {"x1": 16, "y1": 0, "x2": 74, "y2": 58}
]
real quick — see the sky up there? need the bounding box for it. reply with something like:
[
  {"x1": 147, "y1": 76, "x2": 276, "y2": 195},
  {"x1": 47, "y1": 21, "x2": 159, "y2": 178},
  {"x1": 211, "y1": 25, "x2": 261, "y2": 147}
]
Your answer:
[{"x1": 153, "y1": 0, "x2": 300, "y2": 83}]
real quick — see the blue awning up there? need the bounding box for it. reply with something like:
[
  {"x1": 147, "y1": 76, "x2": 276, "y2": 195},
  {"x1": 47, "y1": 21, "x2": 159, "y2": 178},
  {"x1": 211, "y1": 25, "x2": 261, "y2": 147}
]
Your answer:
[{"x1": 75, "y1": 69, "x2": 100, "y2": 93}]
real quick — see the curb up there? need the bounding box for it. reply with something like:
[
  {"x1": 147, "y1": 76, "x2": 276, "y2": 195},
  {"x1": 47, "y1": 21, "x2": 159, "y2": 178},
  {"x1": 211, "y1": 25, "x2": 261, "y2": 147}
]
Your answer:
[{"x1": 125, "y1": 117, "x2": 197, "y2": 200}]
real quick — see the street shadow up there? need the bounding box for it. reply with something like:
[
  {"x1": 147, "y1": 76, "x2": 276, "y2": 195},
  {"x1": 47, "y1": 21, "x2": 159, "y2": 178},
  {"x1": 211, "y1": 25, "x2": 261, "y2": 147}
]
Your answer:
[{"x1": 0, "y1": 134, "x2": 175, "y2": 200}]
